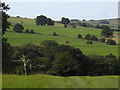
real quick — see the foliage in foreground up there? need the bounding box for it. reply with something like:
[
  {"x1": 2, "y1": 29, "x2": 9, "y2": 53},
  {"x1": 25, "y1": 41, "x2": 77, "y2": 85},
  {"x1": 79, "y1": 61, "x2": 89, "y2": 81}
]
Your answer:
[{"x1": 3, "y1": 40, "x2": 120, "y2": 76}]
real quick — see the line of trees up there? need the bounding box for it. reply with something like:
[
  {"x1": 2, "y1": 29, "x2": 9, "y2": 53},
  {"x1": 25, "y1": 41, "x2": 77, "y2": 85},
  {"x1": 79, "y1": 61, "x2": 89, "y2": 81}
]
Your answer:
[
  {"x1": 78, "y1": 34, "x2": 116, "y2": 45},
  {"x1": 3, "y1": 40, "x2": 120, "y2": 76}
]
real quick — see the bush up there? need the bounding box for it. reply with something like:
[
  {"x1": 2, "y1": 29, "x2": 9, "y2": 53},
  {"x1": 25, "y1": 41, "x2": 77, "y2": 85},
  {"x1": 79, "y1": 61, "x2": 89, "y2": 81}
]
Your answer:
[
  {"x1": 90, "y1": 35, "x2": 98, "y2": 41},
  {"x1": 80, "y1": 23, "x2": 87, "y2": 27},
  {"x1": 78, "y1": 34, "x2": 82, "y2": 39},
  {"x1": 85, "y1": 34, "x2": 91, "y2": 40},
  {"x1": 25, "y1": 29, "x2": 29, "y2": 33},
  {"x1": 30, "y1": 29, "x2": 34, "y2": 34},
  {"x1": 64, "y1": 24, "x2": 67, "y2": 27},
  {"x1": 100, "y1": 38, "x2": 105, "y2": 42},
  {"x1": 53, "y1": 32, "x2": 58, "y2": 36},
  {"x1": 106, "y1": 39, "x2": 116, "y2": 45},
  {"x1": 13, "y1": 23, "x2": 24, "y2": 33},
  {"x1": 72, "y1": 25, "x2": 76, "y2": 28},
  {"x1": 65, "y1": 41, "x2": 69, "y2": 44},
  {"x1": 105, "y1": 53, "x2": 116, "y2": 59},
  {"x1": 87, "y1": 40, "x2": 93, "y2": 44},
  {"x1": 101, "y1": 25, "x2": 113, "y2": 37}
]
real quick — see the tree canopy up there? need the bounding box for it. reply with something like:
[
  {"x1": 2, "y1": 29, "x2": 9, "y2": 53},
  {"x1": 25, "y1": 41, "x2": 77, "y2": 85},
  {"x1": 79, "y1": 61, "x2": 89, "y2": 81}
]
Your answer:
[{"x1": 36, "y1": 15, "x2": 54, "y2": 26}]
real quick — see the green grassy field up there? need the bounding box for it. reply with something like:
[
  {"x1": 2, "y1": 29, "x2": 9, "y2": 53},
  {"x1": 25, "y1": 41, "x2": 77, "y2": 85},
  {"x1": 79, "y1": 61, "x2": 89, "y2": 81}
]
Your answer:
[
  {"x1": 2, "y1": 74, "x2": 118, "y2": 88},
  {"x1": 5, "y1": 17, "x2": 118, "y2": 56},
  {"x1": 81, "y1": 19, "x2": 118, "y2": 29}
]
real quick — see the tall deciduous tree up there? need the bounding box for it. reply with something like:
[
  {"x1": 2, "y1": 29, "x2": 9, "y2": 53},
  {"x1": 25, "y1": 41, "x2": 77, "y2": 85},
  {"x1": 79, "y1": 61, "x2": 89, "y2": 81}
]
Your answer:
[{"x1": 1, "y1": 2, "x2": 13, "y2": 74}]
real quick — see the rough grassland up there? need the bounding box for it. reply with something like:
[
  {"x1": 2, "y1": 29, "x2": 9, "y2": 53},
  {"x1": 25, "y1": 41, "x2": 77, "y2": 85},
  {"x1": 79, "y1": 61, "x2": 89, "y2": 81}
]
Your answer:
[
  {"x1": 5, "y1": 17, "x2": 118, "y2": 56},
  {"x1": 2, "y1": 74, "x2": 118, "y2": 88}
]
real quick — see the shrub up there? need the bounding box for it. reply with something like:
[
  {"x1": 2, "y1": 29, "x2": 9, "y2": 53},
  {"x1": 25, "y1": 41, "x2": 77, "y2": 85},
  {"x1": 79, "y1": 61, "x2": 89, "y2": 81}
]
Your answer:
[
  {"x1": 90, "y1": 35, "x2": 98, "y2": 41},
  {"x1": 100, "y1": 38, "x2": 105, "y2": 42},
  {"x1": 87, "y1": 40, "x2": 93, "y2": 44},
  {"x1": 30, "y1": 29, "x2": 34, "y2": 34},
  {"x1": 65, "y1": 41, "x2": 69, "y2": 44},
  {"x1": 105, "y1": 53, "x2": 116, "y2": 59},
  {"x1": 72, "y1": 25, "x2": 76, "y2": 28},
  {"x1": 53, "y1": 32, "x2": 58, "y2": 36},
  {"x1": 80, "y1": 23, "x2": 87, "y2": 27},
  {"x1": 85, "y1": 34, "x2": 91, "y2": 40},
  {"x1": 13, "y1": 23, "x2": 24, "y2": 33},
  {"x1": 25, "y1": 29, "x2": 29, "y2": 33},
  {"x1": 101, "y1": 25, "x2": 113, "y2": 37},
  {"x1": 64, "y1": 24, "x2": 67, "y2": 27},
  {"x1": 106, "y1": 39, "x2": 116, "y2": 45},
  {"x1": 78, "y1": 34, "x2": 82, "y2": 39}
]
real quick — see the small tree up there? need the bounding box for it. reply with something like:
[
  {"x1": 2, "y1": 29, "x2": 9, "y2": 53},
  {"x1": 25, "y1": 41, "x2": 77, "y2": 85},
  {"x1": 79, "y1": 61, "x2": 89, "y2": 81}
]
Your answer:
[
  {"x1": 101, "y1": 25, "x2": 113, "y2": 37},
  {"x1": 64, "y1": 24, "x2": 67, "y2": 28},
  {"x1": 72, "y1": 25, "x2": 76, "y2": 28},
  {"x1": 83, "y1": 19, "x2": 86, "y2": 21},
  {"x1": 85, "y1": 34, "x2": 91, "y2": 40},
  {"x1": 100, "y1": 38, "x2": 105, "y2": 42},
  {"x1": 53, "y1": 32, "x2": 58, "y2": 36},
  {"x1": 106, "y1": 39, "x2": 116, "y2": 45},
  {"x1": 87, "y1": 40, "x2": 93, "y2": 44},
  {"x1": 30, "y1": 29, "x2": 34, "y2": 34},
  {"x1": 13, "y1": 23, "x2": 24, "y2": 33},
  {"x1": 90, "y1": 35, "x2": 98, "y2": 41},
  {"x1": 105, "y1": 54, "x2": 116, "y2": 59},
  {"x1": 47, "y1": 18, "x2": 54, "y2": 26},
  {"x1": 65, "y1": 41, "x2": 69, "y2": 44},
  {"x1": 25, "y1": 29, "x2": 29, "y2": 33},
  {"x1": 78, "y1": 34, "x2": 82, "y2": 39}
]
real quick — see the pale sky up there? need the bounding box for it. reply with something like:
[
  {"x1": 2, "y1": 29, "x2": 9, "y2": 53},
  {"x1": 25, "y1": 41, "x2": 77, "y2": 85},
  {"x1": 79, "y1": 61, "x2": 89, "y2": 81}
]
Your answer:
[
  {"x1": 1, "y1": 0, "x2": 120, "y2": 2},
  {"x1": 1, "y1": 0, "x2": 119, "y2": 20}
]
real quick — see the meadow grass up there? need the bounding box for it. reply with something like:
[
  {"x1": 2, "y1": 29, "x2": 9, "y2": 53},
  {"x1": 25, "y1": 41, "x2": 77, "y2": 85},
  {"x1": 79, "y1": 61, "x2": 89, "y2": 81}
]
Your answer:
[
  {"x1": 5, "y1": 17, "x2": 118, "y2": 56},
  {"x1": 2, "y1": 74, "x2": 118, "y2": 88}
]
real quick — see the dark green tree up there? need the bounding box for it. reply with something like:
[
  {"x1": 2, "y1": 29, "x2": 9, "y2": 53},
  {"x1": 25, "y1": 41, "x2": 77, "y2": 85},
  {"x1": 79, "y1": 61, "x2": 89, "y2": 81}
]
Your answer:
[
  {"x1": 85, "y1": 34, "x2": 91, "y2": 40},
  {"x1": 100, "y1": 38, "x2": 105, "y2": 42},
  {"x1": 25, "y1": 29, "x2": 29, "y2": 33},
  {"x1": 61, "y1": 17, "x2": 66, "y2": 24},
  {"x1": 78, "y1": 34, "x2": 82, "y2": 39},
  {"x1": 29, "y1": 29, "x2": 34, "y2": 34},
  {"x1": 47, "y1": 18, "x2": 54, "y2": 26},
  {"x1": 1, "y1": 3, "x2": 16, "y2": 74},
  {"x1": 86, "y1": 40, "x2": 93, "y2": 44},
  {"x1": 61, "y1": 17, "x2": 70, "y2": 25},
  {"x1": 53, "y1": 32, "x2": 58, "y2": 36},
  {"x1": 90, "y1": 35, "x2": 98, "y2": 41},
  {"x1": 36, "y1": 15, "x2": 47, "y2": 25},
  {"x1": 13, "y1": 23, "x2": 24, "y2": 33},
  {"x1": 106, "y1": 39, "x2": 116, "y2": 45},
  {"x1": 52, "y1": 52, "x2": 80, "y2": 76},
  {"x1": 72, "y1": 25, "x2": 76, "y2": 28},
  {"x1": 101, "y1": 25, "x2": 113, "y2": 37}
]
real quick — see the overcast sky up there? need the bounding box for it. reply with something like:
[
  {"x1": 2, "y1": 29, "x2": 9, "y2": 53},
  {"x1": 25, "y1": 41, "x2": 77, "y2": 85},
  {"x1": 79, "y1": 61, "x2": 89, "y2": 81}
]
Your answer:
[{"x1": 1, "y1": 0, "x2": 119, "y2": 20}]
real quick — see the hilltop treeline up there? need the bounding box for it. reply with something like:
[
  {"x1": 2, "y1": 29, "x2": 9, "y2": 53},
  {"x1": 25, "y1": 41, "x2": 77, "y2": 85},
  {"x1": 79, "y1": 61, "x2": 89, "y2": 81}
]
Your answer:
[{"x1": 3, "y1": 40, "x2": 120, "y2": 76}]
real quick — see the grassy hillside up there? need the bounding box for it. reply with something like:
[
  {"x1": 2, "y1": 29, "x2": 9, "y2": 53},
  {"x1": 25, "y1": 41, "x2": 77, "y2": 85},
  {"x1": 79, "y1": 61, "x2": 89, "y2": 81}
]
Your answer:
[
  {"x1": 5, "y1": 17, "x2": 118, "y2": 56},
  {"x1": 2, "y1": 74, "x2": 118, "y2": 88},
  {"x1": 81, "y1": 19, "x2": 118, "y2": 29}
]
